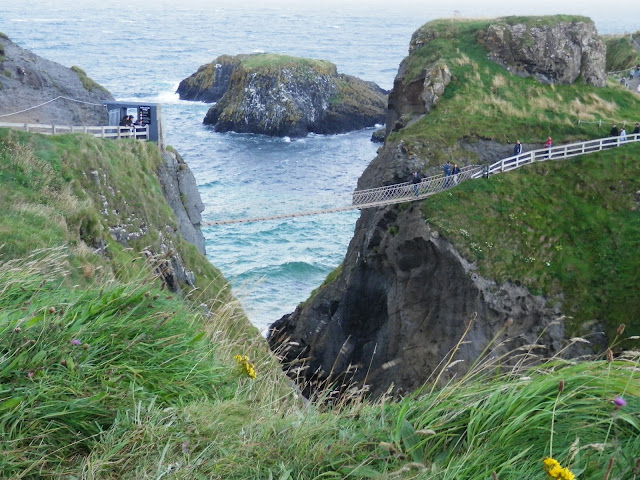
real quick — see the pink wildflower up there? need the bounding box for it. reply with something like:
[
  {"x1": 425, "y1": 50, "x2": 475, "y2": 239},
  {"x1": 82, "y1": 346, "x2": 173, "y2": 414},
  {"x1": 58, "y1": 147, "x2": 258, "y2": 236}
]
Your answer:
[{"x1": 613, "y1": 397, "x2": 626, "y2": 408}]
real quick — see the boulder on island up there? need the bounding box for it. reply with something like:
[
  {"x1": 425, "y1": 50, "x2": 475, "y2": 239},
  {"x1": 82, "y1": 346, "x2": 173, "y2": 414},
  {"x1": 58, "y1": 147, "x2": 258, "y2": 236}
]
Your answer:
[{"x1": 177, "y1": 53, "x2": 388, "y2": 137}]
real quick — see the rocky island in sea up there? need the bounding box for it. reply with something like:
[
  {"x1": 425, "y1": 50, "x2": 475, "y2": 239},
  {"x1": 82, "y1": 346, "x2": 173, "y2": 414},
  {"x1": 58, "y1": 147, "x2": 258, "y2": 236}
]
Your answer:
[{"x1": 177, "y1": 53, "x2": 388, "y2": 137}]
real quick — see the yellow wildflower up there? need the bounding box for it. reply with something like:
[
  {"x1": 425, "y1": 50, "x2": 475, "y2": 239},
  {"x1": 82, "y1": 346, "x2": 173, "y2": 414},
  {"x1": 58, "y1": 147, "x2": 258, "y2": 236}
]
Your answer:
[
  {"x1": 542, "y1": 457, "x2": 576, "y2": 480},
  {"x1": 234, "y1": 354, "x2": 257, "y2": 379}
]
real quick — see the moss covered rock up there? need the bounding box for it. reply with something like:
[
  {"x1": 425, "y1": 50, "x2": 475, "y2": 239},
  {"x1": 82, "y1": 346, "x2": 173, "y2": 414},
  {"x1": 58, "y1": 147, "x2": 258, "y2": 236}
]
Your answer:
[{"x1": 179, "y1": 53, "x2": 387, "y2": 137}]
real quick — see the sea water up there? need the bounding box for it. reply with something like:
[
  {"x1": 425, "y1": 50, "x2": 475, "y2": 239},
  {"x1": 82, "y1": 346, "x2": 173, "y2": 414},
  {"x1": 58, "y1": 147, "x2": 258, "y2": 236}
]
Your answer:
[{"x1": 1, "y1": 0, "x2": 636, "y2": 333}]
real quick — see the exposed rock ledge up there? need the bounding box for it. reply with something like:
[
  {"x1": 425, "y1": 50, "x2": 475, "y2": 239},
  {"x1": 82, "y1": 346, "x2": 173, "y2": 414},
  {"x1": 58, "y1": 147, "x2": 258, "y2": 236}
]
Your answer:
[
  {"x1": 177, "y1": 53, "x2": 388, "y2": 137},
  {"x1": 476, "y1": 16, "x2": 606, "y2": 87},
  {"x1": 267, "y1": 201, "x2": 581, "y2": 399}
]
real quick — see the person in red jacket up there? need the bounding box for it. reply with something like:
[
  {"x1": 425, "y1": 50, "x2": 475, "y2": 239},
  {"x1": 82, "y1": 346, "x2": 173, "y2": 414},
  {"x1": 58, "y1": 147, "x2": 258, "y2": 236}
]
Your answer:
[{"x1": 544, "y1": 136, "x2": 552, "y2": 158}]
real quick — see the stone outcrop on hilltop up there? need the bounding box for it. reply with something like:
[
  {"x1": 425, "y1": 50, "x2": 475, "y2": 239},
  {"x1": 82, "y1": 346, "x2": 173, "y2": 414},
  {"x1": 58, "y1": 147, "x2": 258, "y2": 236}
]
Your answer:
[
  {"x1": 476, "y1": 16, "x2": 606, "y2": 87},
  {"x1": 178, "y1": 53, "x2": 388, "y2": 137},
  {"x1": 267, "y1": 16, "x2": 610, "y2": 399},
  {"x1": 0, "y1": 34, "x2": 113, "y2": 125}
]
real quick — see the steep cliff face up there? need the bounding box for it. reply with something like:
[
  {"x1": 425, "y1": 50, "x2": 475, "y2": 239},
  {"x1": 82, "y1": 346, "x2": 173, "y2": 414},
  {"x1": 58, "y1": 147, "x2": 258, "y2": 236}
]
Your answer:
[
  {"x1": 477, "y1": 16, "x2": 606, "y2": 87},
  {"x1": 0, "y1": 34, "x2": 113, "y2": 124},
  {"x1": 176, "y1": 54, "x2": 241, "y2": 103},
  {"x1": 267, "y1": 16, "x2": 623, "y2": 398},
  {"x1": 180, "y1": 53, "x2": 387, "y2": 137},
  {"x1": 269, "y1": 202, "x2": 567, "y2": 398}
]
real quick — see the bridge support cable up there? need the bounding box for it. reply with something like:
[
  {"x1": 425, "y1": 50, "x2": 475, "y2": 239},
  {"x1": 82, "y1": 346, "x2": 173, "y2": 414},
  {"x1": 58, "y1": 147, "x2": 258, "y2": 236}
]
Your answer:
[{"x1": 203, "y1": 134, "x2": 640, "y2": 226}]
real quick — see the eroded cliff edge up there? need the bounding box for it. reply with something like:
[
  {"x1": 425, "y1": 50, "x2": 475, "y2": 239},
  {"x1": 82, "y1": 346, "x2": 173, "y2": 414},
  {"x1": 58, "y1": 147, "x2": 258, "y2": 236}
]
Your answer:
[{"x1": 267, "y1": 16, "x2": 637, "y2": 398}]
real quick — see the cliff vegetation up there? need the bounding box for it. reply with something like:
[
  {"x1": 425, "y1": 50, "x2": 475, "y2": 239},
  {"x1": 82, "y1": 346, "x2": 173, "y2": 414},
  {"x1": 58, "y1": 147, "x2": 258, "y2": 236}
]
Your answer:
[
  {"x1": 390, "y1": 18, "x2": 638, "y2": 166},
  {"x1": 603, "y1": 32, "x2": 640, "y2": 71},
  {"x1": 267, "y1": 16, "x2": 640, "y2": 408}
]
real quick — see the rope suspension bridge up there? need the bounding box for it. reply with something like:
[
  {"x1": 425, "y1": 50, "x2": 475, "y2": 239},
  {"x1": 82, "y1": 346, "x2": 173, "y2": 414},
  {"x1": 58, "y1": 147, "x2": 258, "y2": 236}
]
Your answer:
[{"x1": 202, "y1": 133, "x2": 640, "y2": 226}]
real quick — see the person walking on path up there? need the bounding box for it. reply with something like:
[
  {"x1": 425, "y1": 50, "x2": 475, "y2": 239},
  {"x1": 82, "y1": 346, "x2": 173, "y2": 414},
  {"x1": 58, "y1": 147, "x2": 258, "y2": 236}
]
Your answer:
[
  {"x1": 544, "y1": 136, "x2": 552, "y2": 158},
  {"x1": 411, "y1": 171, "x2": 422, "y2": 196},
  {"x1": 443, "y1": 161, "x2": 452, "y2": 187},
  {"x1": 619, "y1": 126, "x2": 627, "y2": 143},
  {"x1": 632, "y1": 123, "x2": 640, "y2": 135},
  {"x1": 513, "y1": 140, "x2": 522, "y2": 158},
  {"x1": 452, "y1": 163, "x2": 461, "y2": 185},
  {"x1": 609, "y1": 124, "x2": 619, "y2": 147}
]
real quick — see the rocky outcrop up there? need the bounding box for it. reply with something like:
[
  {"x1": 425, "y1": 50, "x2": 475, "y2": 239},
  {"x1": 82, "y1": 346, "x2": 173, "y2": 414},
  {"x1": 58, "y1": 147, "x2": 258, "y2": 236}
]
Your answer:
[
  {"x1": 386, "y1": 60, "x2": 451, "y2": 137},
  {"x1": 176, "y1": 54, "x2": 241, "y2": 103},
  {"x1": 268, "y1": 201, "x2": 570, "y2": 398},
  {"x1": 157, "y1": 149, "x2": 206, "y2": 255},
  {"x1": 0, "y1": 34, "x2": 113, "y2": 124},
  {"x1": 477, "y1": 17, "x2": 606, "y2": 87},
  {"x1": 179, "y1": 53, "x2": 387, "y2": 137},
  {"x1": 267, "y1": 16, "x2": 611, "y2": 399}
]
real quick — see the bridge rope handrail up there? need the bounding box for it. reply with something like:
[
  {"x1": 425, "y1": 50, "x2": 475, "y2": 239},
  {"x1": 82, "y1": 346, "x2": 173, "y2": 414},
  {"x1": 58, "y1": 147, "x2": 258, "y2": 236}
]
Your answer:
[
  {"x1": 0, "y1": 95, "x2": 106, "y2": 118},
  {"x1": 202, "y1": 133, "x2": 640, "y2": 226}
]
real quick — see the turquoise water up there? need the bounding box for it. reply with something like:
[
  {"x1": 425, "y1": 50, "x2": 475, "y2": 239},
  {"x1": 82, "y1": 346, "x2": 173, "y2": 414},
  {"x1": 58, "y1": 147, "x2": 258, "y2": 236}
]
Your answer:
[{"x1": 1, "y1": 0, "x2": 636, "y2": 332}]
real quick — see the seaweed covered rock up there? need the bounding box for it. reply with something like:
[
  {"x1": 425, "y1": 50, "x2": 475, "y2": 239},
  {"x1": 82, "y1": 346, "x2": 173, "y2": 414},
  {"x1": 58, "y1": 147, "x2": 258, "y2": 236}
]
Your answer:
[{"x1": 179, "y1": 53, "x2": 388, "y2": 137}]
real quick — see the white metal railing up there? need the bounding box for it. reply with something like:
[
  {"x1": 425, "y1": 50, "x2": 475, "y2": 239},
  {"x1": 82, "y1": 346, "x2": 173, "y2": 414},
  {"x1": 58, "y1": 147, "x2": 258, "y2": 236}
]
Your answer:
[
  {"x1": 0, "y1": 122, "x2": 149, "y2": 140},
  {"x1": 352, "y1": 164, "x2": 482, "y2": 207},
  {"x1": 471, "y1": 133, "x2": 640, "y2": 179}
]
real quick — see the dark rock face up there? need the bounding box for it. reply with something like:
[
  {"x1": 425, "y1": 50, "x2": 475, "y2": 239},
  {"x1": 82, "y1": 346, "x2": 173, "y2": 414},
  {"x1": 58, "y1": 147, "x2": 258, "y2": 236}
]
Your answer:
[
  {"x1": 157, "y1": 149, "x2": 206, "y2": 255},
  {"x1": 180, "y1": 53, "x2": 387, "y2": 137},
  {"x1": 268, "y1": 181, "x2": 569, "y2": 398},
  {"x1": 0, "y1": 35, "x2": 113, "y2": 125},
  {"x1": 176, "y1": 55, "x2": 241, "y2": 103},
  {"x1": 477, "y1": 18, "x2": 606, "y2": 87}
]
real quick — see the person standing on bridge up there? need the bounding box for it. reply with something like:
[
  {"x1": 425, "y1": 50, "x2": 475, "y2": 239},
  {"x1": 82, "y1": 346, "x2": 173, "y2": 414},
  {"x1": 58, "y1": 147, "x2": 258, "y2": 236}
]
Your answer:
[
  {"x1": 544, "y1": 136, "x2": 552, "y2": 158},
  {"x1": 619, "y1": 126, "x2": 627, "y2": 143},
  {"x1": 412, "y1": 171, "x2": 422, "y2": 196},
  {"x1": 609, "y1": 124, "x2": 619, "y2": 148},
  {"x1": 443, "y1": 161, "x2": 452, "y2": 187},
  {"x1": 452, "y1": 163, "x2": 461, "y2": 185},
  {"x1": 513, "y1": 140, "x2": 523, "y2": 158}
]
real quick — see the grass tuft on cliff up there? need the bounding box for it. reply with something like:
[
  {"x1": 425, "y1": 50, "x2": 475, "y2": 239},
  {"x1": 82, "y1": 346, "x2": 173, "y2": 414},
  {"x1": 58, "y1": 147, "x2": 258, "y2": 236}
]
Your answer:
[
  {"x1": 239, "y1": 52, "x2": 335, "y2": 74},
  {"x1": 603, "y1": 32, "x2": 640, "y2": 72},
  {"x1": 70, "y1": 65, "x2": 109, "y2": 93}
]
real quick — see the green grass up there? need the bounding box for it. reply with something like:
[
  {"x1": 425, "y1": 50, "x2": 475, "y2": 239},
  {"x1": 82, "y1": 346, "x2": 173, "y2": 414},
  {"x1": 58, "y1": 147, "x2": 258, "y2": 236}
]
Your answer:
[
  {"x1": 391, "y1": 19, "x2": 640, "y2": 167},
  {"x1": 1, "y1": 250, "x2": 637, "y2": 478},
  {"x1": 70, "y1": 65, "x2": 109, "y2": 93},
  {"x1": 421, "y1": 143, "x2": 640, "y2": 340},
  {"x1": 239, "y1": 53, "x2": 335, "y2": 74},
  {"x1": 0, "y1": 128, "x2": 232, "y2": 307},
  {"x1": 603, "y1": 33, "x2": 640, "y2": 72}
]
